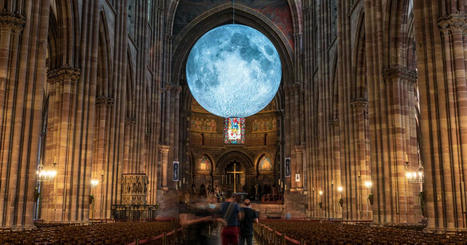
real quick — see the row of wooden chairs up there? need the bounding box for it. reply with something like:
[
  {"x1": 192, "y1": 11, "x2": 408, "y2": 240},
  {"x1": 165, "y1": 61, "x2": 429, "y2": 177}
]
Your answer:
[
  {"x1": 256, "y1": 220, "x2": 467, "y2": 244},
  {"x1": 0, "y1": 221, "x2": 179, "y2": 245}
]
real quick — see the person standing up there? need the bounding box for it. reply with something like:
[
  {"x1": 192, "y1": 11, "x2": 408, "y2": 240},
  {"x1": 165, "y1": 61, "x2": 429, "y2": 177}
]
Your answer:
[
  {"x1": 178, "y1": 192, "x2": 216, "y2": 245},
  {"x1": 239, "y1": 199, "x2": 258, "y2": 245},
  {"x1": 220, "y1": 191, "x2": 242, "y2": 245}
]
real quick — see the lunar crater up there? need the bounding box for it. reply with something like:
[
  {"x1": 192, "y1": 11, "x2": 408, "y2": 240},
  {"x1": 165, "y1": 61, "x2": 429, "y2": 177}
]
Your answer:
[{"x1": 186, "y1": 24, "x2": 282, "y2": 118}]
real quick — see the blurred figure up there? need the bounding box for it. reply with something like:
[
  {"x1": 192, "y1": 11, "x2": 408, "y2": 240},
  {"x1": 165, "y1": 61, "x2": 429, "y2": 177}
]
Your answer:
[
  {"x1": 220, "y1": 191, "x2": 242, "y2": 245},
  {"x1": 239, "y1": 199, "x2": 258, "y2": 245},
  {"x1": 200, "y1": 184, "x2": 207, "y2": 198},
  {"x1": 191, "y1": 183, "x2": 197, "y2": 194},
  {"x1": 179, "y1": 192, "x2": 217, "y2": 245}
]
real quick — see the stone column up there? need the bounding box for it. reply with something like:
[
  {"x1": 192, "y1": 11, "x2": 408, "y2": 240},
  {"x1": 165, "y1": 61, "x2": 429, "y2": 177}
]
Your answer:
[
  {"x1": 351, "y1": 98, "x2": 371, "y2": 220},
  {"x1": 292, "y1": 145, "x2": 304, "y2": 191},
  {"x1": 414, "y1": 1, "x2": 467, "y2": 231},
  {"x1": 329, "y1": 119, "x2": 342, "y2": 219},
  {"x1": 159, "y1": 145, "x2": 170, "y2": 191},
  {"x1": 0, "y1": 1, "x2": 49, "y2": 230},
  {"x1": 42, "y1": 67, "x2": 81, "y2": 223}
]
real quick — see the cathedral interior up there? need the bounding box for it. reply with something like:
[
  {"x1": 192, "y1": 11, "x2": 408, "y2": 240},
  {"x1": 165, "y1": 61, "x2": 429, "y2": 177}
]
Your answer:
[{"x1": 1, "y1": 0, "x2": 467, "y2": 243}]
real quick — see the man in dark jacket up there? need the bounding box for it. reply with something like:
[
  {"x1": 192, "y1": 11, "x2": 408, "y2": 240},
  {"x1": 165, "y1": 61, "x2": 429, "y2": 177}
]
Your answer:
[
  {"x1": 221, "y1": 191, "x2": 242, "y2": 245},
  {"x1": 239, "y1": 199, "x2": 258, "y2": 245}
]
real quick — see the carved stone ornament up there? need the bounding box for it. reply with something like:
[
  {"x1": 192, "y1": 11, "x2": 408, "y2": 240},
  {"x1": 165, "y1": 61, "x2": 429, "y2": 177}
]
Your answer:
[
  {"x1": 438, "y1": 13, "x2": 467, "y2": 33},
  {"x1": 0, "y1": 11, "x2": 25, "y2": 32},
  {"x1": 47, "y1": 67, "x2": 81, "y2": 84},
  {"x1": 383, "y1": 65, "x2": 417, "y2": 83}
]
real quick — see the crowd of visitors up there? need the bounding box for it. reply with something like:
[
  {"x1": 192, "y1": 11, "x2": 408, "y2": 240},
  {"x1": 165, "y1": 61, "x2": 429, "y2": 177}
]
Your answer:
[
  {"x1": 191, "y1": 183, "x2": 283, "y2": 203},
  {"x1": 178, "y1": 190, "x2": 258, "y2": 245}
]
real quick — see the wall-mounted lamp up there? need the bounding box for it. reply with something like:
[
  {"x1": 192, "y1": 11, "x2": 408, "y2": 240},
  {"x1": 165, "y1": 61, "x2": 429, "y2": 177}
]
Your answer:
[
  {"x1": 91, "y1": 179, "x2": 100, "y2": 187},
  {"x1": 36, "y1": 163, "x2": 57, "y2": 181}
]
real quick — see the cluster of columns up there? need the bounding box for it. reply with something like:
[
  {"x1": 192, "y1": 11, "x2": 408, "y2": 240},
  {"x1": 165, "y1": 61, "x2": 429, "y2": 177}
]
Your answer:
[
  {"x1": 0, "y1": 0, "x2": 168, "y2": 229},
  {"x1": 300, "y1": 0, "x2": 422, "y2": 223},
  {"x1": 301, "y1": 0, "x2": 467, "y2": 233},
  {"x1": 0, "y1": 1, "x2": 49, "y2": 229},
  {"x1": 414, "y1": 0, "x2": 467, "y2": 232}
]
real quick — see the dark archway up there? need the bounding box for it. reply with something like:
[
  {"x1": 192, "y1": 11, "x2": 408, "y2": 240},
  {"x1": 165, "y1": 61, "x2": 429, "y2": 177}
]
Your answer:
[
  {"x1": 215, "y1": 150, "x2": 254, "y2": 175},
  {"x1": 215, "y1": 151, "x2": 254, "y2": 193},
  {"x1": 173, "y1": 4, "x2": 291, "y2": 184},
  {"x1": 171, "y1": 3, "x2": 294, "y2": 87}
]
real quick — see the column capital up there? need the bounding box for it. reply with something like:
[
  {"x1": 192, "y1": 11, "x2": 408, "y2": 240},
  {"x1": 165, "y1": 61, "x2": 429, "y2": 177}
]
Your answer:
[
  {"x1": 125, "y1": 116, "x2": 136, "y2": 125},
  {"x1": 47, "y1": 67, "x2": 81, "y2": 84},
  {"x1": 328, "y1": 117, "x2": 339, "y2": 127},
  {"x1": 96, "y1": 96, "x2": 114, "y2": 106},
  {"x1": 382, "y1": 65, "x2": 417, "y2": 83},
  {"x1": 294, "y1": 145, "x2": 305, "y2": 153},
  {"x1": 170, "y1": 85, "x2": 182, "y2": 94},
  {"x1": 350, "y1": 97, "x2": 368, "y2": 108},
  {"x1": 438, "y1": 13, "x2": 467, "y2": 33},
  {"x1": 159, "y1": 145, "x2": 170, "y2": 153},
  {"x1": 351, "y1": 98, "x2": 368, "y2": 117},
  {"x1": 293, "y1": 32, "x2": 303, "y2": 39},
  {"x1": 0, "y1": 11, "x2": 25, "y2": 32},
  {"x1": 284, "y1": 83, "x2": 301, "y2": 93}
]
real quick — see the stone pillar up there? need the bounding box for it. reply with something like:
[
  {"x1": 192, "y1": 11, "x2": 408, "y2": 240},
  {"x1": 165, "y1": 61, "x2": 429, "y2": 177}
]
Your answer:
[
  {"x1": 291, "y1": 146, "x2": 304, "y2": 191},
  {"x1": 0, "y1": 1, "x2": 49, "y2": 230},
  {"x1": 91, "y1": 96, "x2": 113, "y2": 220},
  {"x1": 42, "y1": 67, "x2": 81, "y2": 223},
  {"x1": 329, "y1": 119, "x2": 342, "y2": 219},
  {"x1": 351, "y1": 98, "x2": 371, "y2": 220},
  {"x1": 159, "y1": 145, "x2": 170, "y2": 191},
  {"x1": 414, "y1": 1, "x2": 467, "y2": 232}
]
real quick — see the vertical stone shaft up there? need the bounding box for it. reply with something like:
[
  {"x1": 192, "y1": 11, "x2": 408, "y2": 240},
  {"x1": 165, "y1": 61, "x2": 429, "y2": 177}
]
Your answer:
[
  {"x1": 160, "y1": 145, "x2": 170, "y2": 191},
  {"x1": 414, "y1": 0, "x2": 467, "y2": 232},
  {"x1": 0, "y1": 0, "x2": 49, "y2": 230}
]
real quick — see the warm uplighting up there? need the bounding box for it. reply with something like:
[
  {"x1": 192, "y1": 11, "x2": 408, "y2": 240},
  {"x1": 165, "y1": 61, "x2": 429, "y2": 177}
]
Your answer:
[
  {"x1": 37, "y1": 169, "x2": 57, "y2": 180},
  {"x1": 36, "y1": 163, "x2": 57, "y2": 181},
  {"x1": 364, "y1": 181, "x2": 373, "y2": 189},
  {"x1": 337, "y1": 186, "x2": 343, "y2": 193},
  {"x1": 318, "y1": 190, "x2": 323, "y2": 196},
  {"x1": 91, "y1": 179, "x2": 100, "y2": 187},
  {"x1": 406, "y1": 169, "x2": 424, "y2": 183}
]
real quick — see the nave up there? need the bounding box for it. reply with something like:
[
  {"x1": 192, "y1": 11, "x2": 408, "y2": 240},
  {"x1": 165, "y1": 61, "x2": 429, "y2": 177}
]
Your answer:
[{"x1": 1, "y1": 0, "x2": 467, "y2": 243}]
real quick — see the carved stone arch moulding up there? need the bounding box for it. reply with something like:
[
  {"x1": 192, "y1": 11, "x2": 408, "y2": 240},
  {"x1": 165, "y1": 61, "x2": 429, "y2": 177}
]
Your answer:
[
  {"x1": 215, "y1": 150, "x2": 254, "y2": 175},
  {"x1": 170, "y1": 3, "x2": 295, "y2": 89},
  {"x1": 196, "y1": 153, "x2": 215, "y2": 175},
  {"x1": 256, "y1": 153, "x2": 274, "y2": 175}
]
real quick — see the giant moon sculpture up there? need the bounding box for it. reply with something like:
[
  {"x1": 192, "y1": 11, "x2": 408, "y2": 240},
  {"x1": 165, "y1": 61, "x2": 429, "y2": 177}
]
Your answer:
[{"x1": 186, "y1": 24, "x2": 282, "y2": 118}]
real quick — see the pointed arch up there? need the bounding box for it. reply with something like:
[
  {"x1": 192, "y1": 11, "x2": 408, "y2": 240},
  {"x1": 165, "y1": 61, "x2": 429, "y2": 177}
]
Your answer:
[
  {"x1": 52, "y1": 0, "x2": 80, "y2": 67},
  {"x1": 353, "y1": 11, "x2": 367, "y2": 99}
]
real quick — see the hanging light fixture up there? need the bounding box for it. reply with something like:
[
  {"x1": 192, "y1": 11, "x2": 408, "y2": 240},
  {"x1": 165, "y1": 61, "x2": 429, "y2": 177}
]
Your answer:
[
  {"x1": 91, "y1": 179, "x2": 100, "y2": 187},
  {"x1": 36, "y1": 163, "x2": 57, "y2": 181}
]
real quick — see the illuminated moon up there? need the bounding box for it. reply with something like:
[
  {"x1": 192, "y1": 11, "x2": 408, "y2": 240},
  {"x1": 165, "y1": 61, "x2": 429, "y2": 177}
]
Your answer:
[{"x1": 186, "y1": 24, "x2": 282, "y2": 118}]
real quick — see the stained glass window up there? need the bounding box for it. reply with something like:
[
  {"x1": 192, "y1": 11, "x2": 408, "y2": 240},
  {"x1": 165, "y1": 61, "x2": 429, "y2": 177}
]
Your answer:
[{"x1": 224, "y1": 118, "x2": 245, "y2": 144}]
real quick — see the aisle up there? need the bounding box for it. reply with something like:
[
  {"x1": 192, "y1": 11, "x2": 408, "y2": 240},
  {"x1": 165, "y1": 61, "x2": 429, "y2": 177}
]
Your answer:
[
  {"x1": 253, "y1": 235, "x2": 258, "y2": 244},
  {"x1": 212, "y1": 235, "x2": 258, "y2": 245}
]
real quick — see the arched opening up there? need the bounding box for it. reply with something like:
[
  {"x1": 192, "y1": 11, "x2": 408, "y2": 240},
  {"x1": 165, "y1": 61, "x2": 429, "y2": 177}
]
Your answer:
[{"x1": 174, "y1": 5, "x2": 290, "y2": 202}]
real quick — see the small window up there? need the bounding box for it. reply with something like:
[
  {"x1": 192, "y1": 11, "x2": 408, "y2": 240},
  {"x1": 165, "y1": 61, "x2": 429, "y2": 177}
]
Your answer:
[{"x1": 224, "y1": 118, "x2": 245, "y2": 144}]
